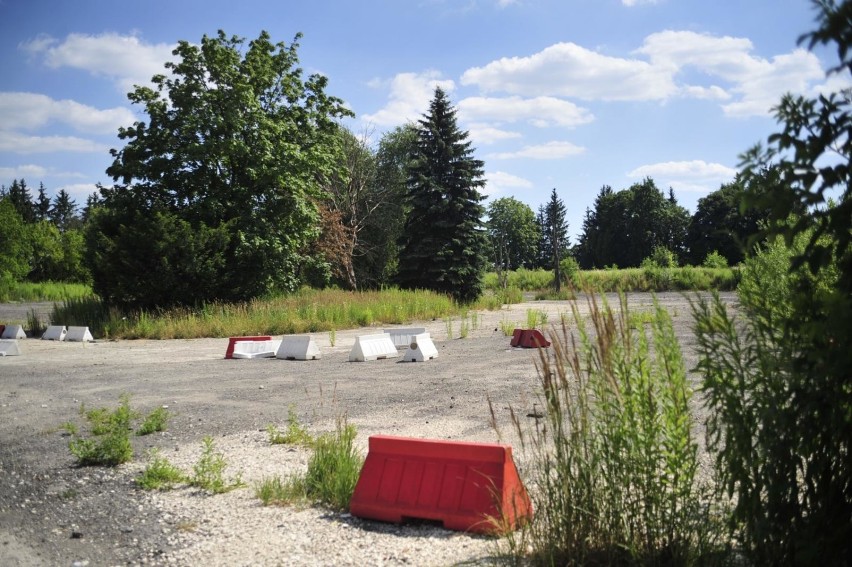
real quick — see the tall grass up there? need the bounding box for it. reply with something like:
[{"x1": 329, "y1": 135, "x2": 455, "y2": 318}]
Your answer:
[
  {"x1": 485, "y1": 266, "x2": 740, "y2": 295},
  {"x1": 50, "y1": 287, "x2": 458, "y2": 340},
  {"x1": 0, "y1": 279, "x2": 93, "y2": 302},
  {"x1": 496, "y1": 294, "x2": 724, "y2": 564}
]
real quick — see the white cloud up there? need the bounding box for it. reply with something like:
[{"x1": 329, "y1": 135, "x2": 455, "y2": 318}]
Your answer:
[
  {"x1": 628, "y1": 160, "x2": 737, "y2": 179},
  {"x1": 58, "y1": 183, "x2": 101, "y2": 201},
  {"x1": 0, "y1": 131, "x2": 108, "y2": 154},
  {"x1": 636, "y1": 31, "x2": 826, "y2": 116},
  {"x1": 461, "y1": 42, "x2": 676, "y2": 101},
  {"x1": 362, "y1": 71, "x2": 455, "y2": 126},
  {"x1": 20, "y1": 32, "x2": 177, "y2": 93},
  {"x1": 0, "y1": 164, "x2": 49, "y2": 180},
  {"x1": 0, "y1": 92, "x2": 136, "y2": 134},
  {"x1": 458, "y1": 96, "x2": 594, "y2": 128},
  {"x1": 465, "y1": 123, "x2": 522, "y2": 145},
  {"x1": 490, "y1": 141, "x2": 585, "y2": 159},
  {"x1": 483, "y1": 170, "x2": 534, "y2": 196}
]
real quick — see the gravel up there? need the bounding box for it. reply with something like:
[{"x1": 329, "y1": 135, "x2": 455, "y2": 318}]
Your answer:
[{"x1": 0, "y1": 292, "x2": 734, "y2": 566}]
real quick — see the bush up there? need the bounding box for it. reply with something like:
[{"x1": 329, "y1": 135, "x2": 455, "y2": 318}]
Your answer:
[
  {"x1": 499, "y1": 295, "x2": 723, "y2": 564},
  {"x1": 137, "y1": 407, "x2": 171, "y2": 436},
  {"x1": 137, "y1": 450, "x2": 185, "y2": 490},
  {"x1": 702, "y1": 250, "x2": 728, "y2": 269},
  {"x1": 693, "y1": 228, "x2": 849, "y2": 563}
]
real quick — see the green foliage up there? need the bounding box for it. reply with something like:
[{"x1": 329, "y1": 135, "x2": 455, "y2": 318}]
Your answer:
[
  {"x1": 694, "y1": 228, "x2": 848, "y2": 563},
  {"x1": 702, "y1": 250, "x2": 728, "y2": 269},
  {"x1": 577, "y1": 180, "x2": 691, "y2": 269},
  {"x1": 539, "y1": 188, "x2": 570, "y2": 291},
  {"x1": 501, "y1": 295, "x2": 723, "y2": 564},
  {"x1": 68, "y1": 396, "x2": 134, "y2": 466},
  {"x1": 137, "y1": 450, "x2": 186, "y2": 490},
  {"x1": 90, "y1": 30, "x2": 351, "y2": 310},
  {"x1": 718, "y1": 4, "x2": 852, "y2": 561},
  {"x1": 268, "y1": 407, "x2": 314, "y2": 447},
  {"x1": 137, "y1": 407, "x2": 171, "y2": 436},
  {"x1": 0, "y1": 198, "x2": 31, "y2": 281},
  {"x1": 254, "y1": 475, "x2": 308, "y2": 506},
  {"x1": 0, "y1": 280, "x2": 92, "y2": 303},
  {"x1": 488, "y1": 196, "x2": 539, "y2": 274},
  {"x1": 303, "y1": 418, "x2": 364, "y2": 510},
  {"x1": 525, "y1": 308, "x2": 547, "y2": 329},
  {"x1": 190, "y1": 436, "x2": 244, "y2": 494},
  {"x1": 396, "y1": 87, "x2": 487, "y2": 303}
]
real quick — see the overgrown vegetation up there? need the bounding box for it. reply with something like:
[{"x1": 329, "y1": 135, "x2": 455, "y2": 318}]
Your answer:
[
  {"x1": 268, "y1": 407, "x2": 315, "y2": 447},
  {"x1": 137, "y1": 407, "x2": 171, "y2": 436},
  {"x1": 189, "y1": 436, "x2": 244, "y2": 494},
  {"x1": 257, "y1": 417, "x2": 364, "y2": 511},
  {"x1": 0, "y1": 279, "x2": 92, "y2": 303},
  {"x1": 68, "y1": 396, "x2": 135, "y2": 466},
  {"x1": 497, "y1": 295, "x2": 723, "y2": 564},
  {"x1": 136, "y1": 449, "x2": 186, "y2": 490}
]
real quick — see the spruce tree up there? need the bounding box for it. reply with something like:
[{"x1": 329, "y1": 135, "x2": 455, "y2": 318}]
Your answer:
[
  {"x1": 542, "y1": 188, "x2": 569, "y2": 292},
  {"x1": 396, "y1": 87, "x2": 487, "y2": 303}
]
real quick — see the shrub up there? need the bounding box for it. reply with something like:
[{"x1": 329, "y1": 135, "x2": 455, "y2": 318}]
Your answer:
[
  {"x1": 702, "y1": 250, "x2": 728, "y2": 269},
  {"x1": 499, "y1": 295, "x2": 723, "y2": 564},
  {"x1": 137, "y1": 450, "x2": 185, "y2": 490},
  {"x1": 303, "y1": 418, "x2": 364, "y2": 510},
  {"x1": 137, "y1": 407, "x2": 171, "y2": 436},
  {"x1": 68, "y1": 396, "x2": 134, "y2": 466},
  {"x1": 190, "y1": 436, "x2": 244, "y2": 494}
]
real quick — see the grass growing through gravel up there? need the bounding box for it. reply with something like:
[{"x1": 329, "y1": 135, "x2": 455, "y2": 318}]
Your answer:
[
  {"x1": 256, "y1": 417, "x2": 364, "y2": 511},
  {"x1": 189, "y1": 436, "x2": 244, "y2": 494},
  {"x1": 267, "y1": 407, "x2": 315, "y2": 447},
  {"x1": 137, "y1": 450, "x2": 186, "y2": 490},
  {"x1": 494, "y1": 294, "x2": 725, "y2": 565},
  {"x1": 68, "y1": 395, "x2": 135, "y2": 466},
  {"x1": 136, "y1": 407, "x2": 171, "y2": 436}
]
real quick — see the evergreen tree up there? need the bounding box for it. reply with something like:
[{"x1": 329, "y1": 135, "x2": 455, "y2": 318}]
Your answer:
[
  {"x1": 541, "y1": 188, "x2": 569, "y2": 291},
  {"x1": 6, "y1": 179, "x2": 35, "y2": 223},
  {"x1": 50, "y1": 189, "x2": 79, "y2": 233},
  {"x1": 35, "y1": 183, "x2": 51, "y2": 221},
  {"x1": 396, "y1": 87, "x2": 487, "y2": 303}
]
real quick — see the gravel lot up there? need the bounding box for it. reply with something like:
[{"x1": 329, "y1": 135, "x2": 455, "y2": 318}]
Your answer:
[{"x1": 0, "y1": 292, "x2": 734, "y2": 566}]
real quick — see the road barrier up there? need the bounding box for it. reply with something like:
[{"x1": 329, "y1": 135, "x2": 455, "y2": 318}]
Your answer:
[
  {"x1": 225, "y1": 336, "x2": 273, "y2": 359},
  {"x1": 349, "y1": 333, "x2": 398, "y2": 362},
  {"x1": 66, "y1": 326, "x2": 94, "y2": 342},
  {"x1": 42, "y1": 326, "x2": 67, "y2": 341},
  {"x1": 1, "y1": 325, "x2": 25, "y2": 340},
  {"x1": 402, "y1": 332, "x2": 438, "y2": 362},
  {"x1": 231, "y1": 339, "x2": 280, "y2": 359},
  {"x1": 383, "y1": 327, "x2": 427, "y2": 349},
  {"x1": 350, "y1": 435, "x2": 532, "y2": 534},
  {"x1": 0, "y1": 339, "x2": 21, "y2": 356},
  {"x1": 509, "y1": 328, "x2": 551, "y2": 348},
  {"x1": 276, "y1": 335, "x2": 321, "y2": 360}
]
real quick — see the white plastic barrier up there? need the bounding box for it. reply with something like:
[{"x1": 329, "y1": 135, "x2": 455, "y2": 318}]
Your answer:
[
  {"x1": 403, "y1": 332, "x2": 439, "y2": 362},
  {"x1": 383, "y1": 327, "x2": 427, "y2": 349},
  {"x1": 231, "y1": 339, "x2": 281, "y2": 359},
  {"x1": 66, "y1": 326, "x2": 94, "y2": 342},
  {"x1": 349, "y1": 333, "x2": 399, "y2": 362},
  {"x1": 276, "y1": 335, "x2": 321, "y2": 360},
  {"x1": 0, "y1": 339, "x2": 21, "y2": 356},
  {"x1": 42, "y1": 326, "x2": 67, "y2": 341},
  {"x1": 1, "y1": 325, "x2": 26, "y2": 340}
]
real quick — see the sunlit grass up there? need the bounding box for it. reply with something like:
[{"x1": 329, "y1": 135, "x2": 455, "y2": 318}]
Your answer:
[{"x1": 0, "y1": 280, "x2": 93, "y2": 302}]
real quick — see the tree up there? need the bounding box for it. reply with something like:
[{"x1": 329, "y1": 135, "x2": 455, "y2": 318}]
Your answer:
[
  {"x1": 540, "y1": 189, "x2": 569, "y2": 291},
  {"x1": 4, "y1": 179, "x2": 35, "y2": 223},
  {"x1": 487, "y1": 197, "x2": 538, "y2": 276},
  {"x1": 696, "y1": 1, "x2": 852, "y2": 562},
  {"x1": 35, "y1": 184, "x2": 51, "y2": 221},
  {"x1": 50, "y1": 189, "x2": 79, "y2": 233},
  {"x1": 686, "y1": 177, "x2": 771, "y2": 265},
  {"x1": 0, "y1": 198, "x2": 31, "y2": 281},
  {"x1": 89, "y1": 30, "x2": 351, "y2": 309},
  {"x1": 576, "y1": 179, "x2": 689, "y2": 268},
  {"x1": 396, "y1": 87, "x2": 487, "y2": 303}
]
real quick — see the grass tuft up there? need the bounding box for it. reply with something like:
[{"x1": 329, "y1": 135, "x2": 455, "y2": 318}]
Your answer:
[{"x1": 189, "y1": 436, "x2": 244, "y2": 494}]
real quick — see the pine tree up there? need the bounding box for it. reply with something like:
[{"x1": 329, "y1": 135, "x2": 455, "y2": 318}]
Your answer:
[
  {"x1": 35, "y1": 184, "x2": 51, "y2": 221},
  {"x1": 6, "y1": 179, "x2": 35, "y2": 223},
  {"x1": 50, "y1": 189, "x2": 79, "y2": 233},
  {"x1": 396, "y1": 87, "x2": 487, "y2": 303},
  {"x1": 541, "y1": 188, "x2": 569, "y2": 292}
]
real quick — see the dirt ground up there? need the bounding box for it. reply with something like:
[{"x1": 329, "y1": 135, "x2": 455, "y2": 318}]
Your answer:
[{"x1": 0, "y1": 292, "x2": 734, "y2": 566}]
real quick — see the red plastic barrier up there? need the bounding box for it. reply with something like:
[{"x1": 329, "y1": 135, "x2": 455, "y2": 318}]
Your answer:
[
  {"x1": 224, "y1": 336, "x2": 272, "y2": 359},
  {"x1": 509, "y1": 329, "x2": 551, "y2": 348},
  {"x1": 350, "y1": 435, "x2": 532, "y2": 534}
]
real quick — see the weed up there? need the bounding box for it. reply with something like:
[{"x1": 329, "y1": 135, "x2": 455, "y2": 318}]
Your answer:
[
  {"x1": 26, "y1": 308, "x2": 45, "y2": 336},
  {"x1": 268, "y1": 407, "x2": 314, "y2": 447},
  {"x1": 499, "y1": 317, "x2": 516, "y2": 337},
  {"x1": 137, "y1": 449, "x2": 185, "y2": 490},
  {"x1": 190, "y1": 436, "x2": 244, "y2": 494},
  {"x1": 498, "y1": 294, "x2": 724, "y2": 564},
  {"x1": 304, "y1": 417, "x2": 364, "y2": 510},
  {"x1": 68, "y1": 395, "x2": 134, "y2": 466},
  {"x1": 444, "y1": 316, "x2": 453, "y2": 340},
  {"x1": 525, "y1": 308, "x2": 547, "y2": 329},
  {"x1": 328, "y1": 328, "x2": 336, "y2": 347},
  {"x1": 255, "y1": 475, "x2": 308, "y2": 507},
  {"x1": 459, "y1": 318, "x2": 470, "y2": 339},
  {"x1": 137, "y1": 407, "x2": 171, "y2": 436}
]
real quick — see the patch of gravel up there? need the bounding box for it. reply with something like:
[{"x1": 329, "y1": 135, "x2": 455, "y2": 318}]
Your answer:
[{"x1": 0, "y1": 292, "x2": 735, "y2": 566}]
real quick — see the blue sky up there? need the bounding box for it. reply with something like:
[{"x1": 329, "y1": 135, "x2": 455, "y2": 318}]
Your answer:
[{"x1": 0, "y1": 0, "x2": 846, "y2": 240}]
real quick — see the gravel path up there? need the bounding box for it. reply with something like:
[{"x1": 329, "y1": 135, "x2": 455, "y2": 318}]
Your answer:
[{"x1": 0, "y1": 292, "x2": 734, "y2": 566}]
